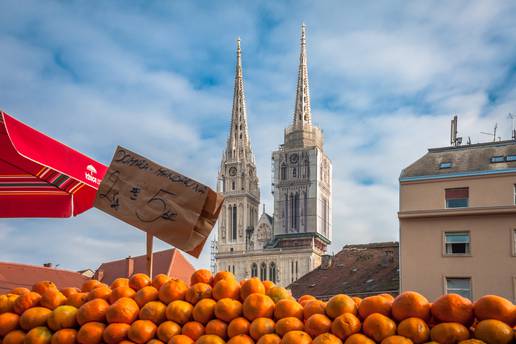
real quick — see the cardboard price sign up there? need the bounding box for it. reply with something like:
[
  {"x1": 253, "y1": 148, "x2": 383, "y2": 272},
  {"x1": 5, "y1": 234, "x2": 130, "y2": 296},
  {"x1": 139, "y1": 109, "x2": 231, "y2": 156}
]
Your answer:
[{"x1": 94, "y1": 146, "x2": 224, "y2": 257}]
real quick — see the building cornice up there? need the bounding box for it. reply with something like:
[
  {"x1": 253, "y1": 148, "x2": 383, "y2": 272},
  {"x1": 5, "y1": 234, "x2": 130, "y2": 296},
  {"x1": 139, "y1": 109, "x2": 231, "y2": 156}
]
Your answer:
[
  {"x1": 399, "y1": 168, "x2": 516, "y2": 183},
  {"x1": 398, "y1": 205, "x2": 516, "y2": 219}
]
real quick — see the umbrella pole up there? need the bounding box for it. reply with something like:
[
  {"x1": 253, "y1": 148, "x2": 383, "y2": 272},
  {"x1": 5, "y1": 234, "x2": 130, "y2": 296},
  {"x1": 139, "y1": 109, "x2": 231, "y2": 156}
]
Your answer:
[{"x1": 146, "y1": 232, "x2": 153, "y2": 278}]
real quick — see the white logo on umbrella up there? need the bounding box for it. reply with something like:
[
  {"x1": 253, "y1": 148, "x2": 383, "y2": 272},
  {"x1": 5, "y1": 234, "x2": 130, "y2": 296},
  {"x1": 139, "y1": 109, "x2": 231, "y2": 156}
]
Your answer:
[{"x1": 86, "y1": 164, "x2": 97, "y2": 174}]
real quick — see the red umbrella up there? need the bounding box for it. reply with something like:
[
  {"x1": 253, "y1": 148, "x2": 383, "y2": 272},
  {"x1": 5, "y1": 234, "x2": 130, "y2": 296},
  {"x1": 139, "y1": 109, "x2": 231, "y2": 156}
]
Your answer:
[{"x1": 0, "y1": 111, "x2": 107, "y2": 217}]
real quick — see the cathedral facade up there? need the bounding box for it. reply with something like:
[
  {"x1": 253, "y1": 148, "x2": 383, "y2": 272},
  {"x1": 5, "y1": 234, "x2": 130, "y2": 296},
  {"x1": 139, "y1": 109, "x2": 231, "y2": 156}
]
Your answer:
[{"x1": 215, "y1": 26, "x2": 332, "y2": 287}]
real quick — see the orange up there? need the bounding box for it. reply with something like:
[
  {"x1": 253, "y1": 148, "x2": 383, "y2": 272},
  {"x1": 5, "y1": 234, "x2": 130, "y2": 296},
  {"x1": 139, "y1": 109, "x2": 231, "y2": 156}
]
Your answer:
[
  {"x1": 275, "y1": 317, "x2": 304, "y2": 336},
  {"x1": 166, "y1": 300, "x2": 194, "y2": 325},
  {"x1": 213, "y1": 279, "x2": 241, "y2": 301},
  {"x1": 81, "y1": 280, "x2": 103, "y2": 293},
  {"x1": 205, "y1": 319, "x2": 228, "y2": 339},
  {"x1": 362, "y1": 313, "x2": 397, "y2": 342},
  {"x1": 152, "y1": 274, "x2": 171, "y2": 290},
  {"x1": 169, "y1": 334, "x2": 195, "y2": 344},
  {"x1": 118, "y1": 340, "x2": 137, "y2": 344},
  {"x1": 0, "y1": 294, "x2": 19, "y2": 313},
  {"x1": 313, "y1": 333, "x2": 343, "y2": 344},
  {"x1": 191, "y1": 269, "x2": 213, "y2": 286},
  {"x1": 241, "y1": 278, "x2": 265, "y2": 300},
  {"x1": 257, "y1": 333, "x2": 281, "y2": 344},
  {"x1": 474, "y1": 295, "x2": 515, "y2": 325},
  {"x1": 243, "y1": 294, "x2": 274, "y2": 321},
  {"x1": 213, "y1": 272, "x2": 236, "y2": 285},
  {"x1": 262, "y1": 281, "x2": 275, "y2": 294},
  {"x1": 266, "y1": 287, "x2": 290, "y2": 304},
  {"x1": 76, "y1": 298, "x2": 110, "y2": 325},
  {"x1": 51, "y1": 329, "x2": 77, "y2": 344},
  {"x1": 103, "y1": 323, "x2": 131, "y2": 344},
  {"x1": 65, "y1": 292, "x2": 87, "y2": 308},
  {"x1": 193, "y1": 298, "x2": 217, "y2": 324},
  {"x1": 331, "y1": 313, "x2": 361, "y2": 340},
  {"x1": 134, "y1": 286, "x2": 159, "y2": 307},
  {"x1": 228, "y1": 317, "x2": 250, "y2": 337},
  {"x1": 304, "y1": 300, "x2": 326, "y2": 319},
  {"x1": 109, "y1": 286, "x2": 136, "y2": 303},
  {"x1": 128, "y1": 273, "x2": 151, "y2": 291},
  {"x1": 305, "y1": 313, "x2": 332, "y2": 337},
  {"x1": 392, "y1": 292, "x2": 430, "y2": 322},
  {"x1": 474, "y1": 319, "x2": 512, "y2": 344},
  {"x1": 139, "y1": 300, "x2": 167, "y2": 324},
  {"x1": 196, "y1": 334, "x2": 226, "y2": 344},
  {"x1": 181, "y1": 321, "x2": 205, "y2": 340},
  {"x1": 326, "y1": 294, "x2": 357, "y2": 319},
  {"x1": 32, "y1": 281, "x2": 58, "y2": 296},
  {"x1": 10, "y1": 287, "x2": 31, "y2": 296},
  {"x1": 3, "y1": 330, "x2": 26, "y2": 344},
  {"x1": 430, "y1": 322, "x2": 469, "y2": 344},
  {"x1": 40, "y1": 290, "x2": 67, "y2": 310},
  {"x1": 159, "y1": 279, "x2": 188, "y2": 304},
  {"x1": 358, "y1": 295, "x2": 393, "y2": 319},
  {"x1": 280, "y1": 330, "x2": 312, "y2": 344},
  {"x1": 13, "y1": 291, "x2": 41, "y2": 314},
  {"x1": 431, "y1": 294, "x2": 474, "y2": 326},
  {"x1": 397, "y1": 317, "x2": 429, "y2": 344},
  {"x1": 380, "y1": 335, "x2": 413, "y2": 344},
  {"x1": 110, "y1": 278, "x2": 130, "y2": 289},
  {"x1": 249, "y1": 317, "x2": 275, "y2": 340},
  {"x1": 351, "y1": 297, "x2": 362, "y2": 309},
  {"x1": 77, "y1": 322, "x2": 105, "y2": 344},
  {"x1": 47, "y1": 305, "x2": 78, "y2": 331},
  {"x1": 458, "y1": 340, "x2": 486, "y2": 344},
  {"x1": 157, "y1": 321, "x2": 181, "y2": 342},
  {"x1": 343, "y1": 333, "x2": 375, "y2": 344},
  {"x1": 128, "y1": 320, "x2": 157, "y2": 344},
  {"x1": 227, "y1": 334, "x2": 254, "y2": 344},
  {"x1": 59, "y1": 288, "x2": 79, "y2": 298},
  {"x1": 274, "y1": 299, "x2": 303, "y2": 320},
  {"x1": 85, "y1": 286, "x2": 111, "y2": 302},
  {"x1": 215, "y1": 298, "x2": 243, "y2": 322},
  {"x1": 147, "y1": 340, "x2": 164, "y2": 344},
  {"x1": 298, "y1": 295, "x2": 316, "y2": 304},
  {"x1": 25, "y1": 326, "x2": 53, "y2": 344},
  {"x1": 0, "y1": 312, "x2": 19, "y2": 335},
  {"x1": 20, "y1": 307, "x2": 52, "y2": 330},
  {"x1": 106, "y1": 297, "x2": 139, "y2": 324},
  {"x1": 185, "y1": 283, "x2": 212, "y2": 305}
]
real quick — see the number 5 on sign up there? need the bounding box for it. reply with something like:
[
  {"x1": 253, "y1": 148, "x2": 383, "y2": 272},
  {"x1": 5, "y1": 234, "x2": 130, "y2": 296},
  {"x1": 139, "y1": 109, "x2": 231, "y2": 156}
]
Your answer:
[{"x1": 94, "y1": 146, "x2": 224, "y2": 260}]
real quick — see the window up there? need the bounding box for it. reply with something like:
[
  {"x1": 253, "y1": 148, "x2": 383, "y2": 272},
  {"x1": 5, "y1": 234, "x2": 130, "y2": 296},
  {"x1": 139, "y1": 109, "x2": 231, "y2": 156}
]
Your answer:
[
  {"x1": 445, "y1": 188, "x2": 469, "y2": 208},
  {"x1": 284, "y1": 193, "x2": 288, "y2": 230},
  {"x1": 280, "y1": 164, "x2": 287, "y2": 180},
  {"x1": 513, "y1": 229, "x2": 516, "y2": 256},
  {"x1": 514, "y1": 185, "x2": 516, "y2": 205},
  {"x1": 231, "y1": 205, "x2": 237, "y2": 241},
  {"x1": 269, "y1": 262, "x2": 276, "y2": 283},
  {"x1": 295, "y1": 261, "x2": 298, "y2": 280},
  {"x1": 506, "y1": 155, "x2": 516, "y2": 162},
  {"x1": 491, "y1": 156, "x2": 505, "y2": 163},
  {"x1": 232, "y1": 181, "x2": 235, "y2": 190},
  {"x1": 292, "y1": 168, "x2": 297, "y2": 178},
  {"x1": 445, "y1": 232, "x2": 470, "y2": 255},
  {"x1": 251, "y1": 263, "x2": 258, "y2": 277},
  {"x1": 439, "y1": 162, "x2": 452, "y2": 169},
  {"x1": 446, "y1": 277, "x2": 472, "y2": 299},
  {"x1": 260, "y1": 263, "x2": 267, "y2": 281}
]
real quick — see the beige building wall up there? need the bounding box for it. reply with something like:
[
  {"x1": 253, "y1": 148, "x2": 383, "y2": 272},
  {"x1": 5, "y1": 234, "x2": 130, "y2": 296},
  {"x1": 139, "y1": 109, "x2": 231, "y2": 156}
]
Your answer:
[{"x1": 399, "y1": 173, "x2": 516, "y2": 301}]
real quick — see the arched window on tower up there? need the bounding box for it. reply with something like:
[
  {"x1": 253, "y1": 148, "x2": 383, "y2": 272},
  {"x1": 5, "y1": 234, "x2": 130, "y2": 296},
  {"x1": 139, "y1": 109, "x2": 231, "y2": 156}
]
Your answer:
[
  {"x1": 303, "y1": 192, "x2": 308, "y2": 232},
  {"x1": 232, "y1": 180, "x2": 235, "y2": 190},
  {"x1": 294, "y1": 193, "x2": 299, "y2": 231},
  {"x1": 260, "y1": 263, "x2": 267, "y2": 281},
  {"x1": 292, "y1": 168, "x2": 297, "y2": 178},
  {"x1": 251, "y1": 263, "x2": 257, "y2": 277},
  {"x1": 269, "y1": 262, "x2": 276, "y2": 283},
  {"x1": 231, "y1": 205, "x2": 237, "y2": 241},
  {"x1": 280, "y1": 163, "x2": 287, "y2": 180},
  {"x1": 305, "y1": 159, "x2": 309, "y2": 178},
  {"x1": 284, "y1": 193, "x2": 288, "y2": 230}
]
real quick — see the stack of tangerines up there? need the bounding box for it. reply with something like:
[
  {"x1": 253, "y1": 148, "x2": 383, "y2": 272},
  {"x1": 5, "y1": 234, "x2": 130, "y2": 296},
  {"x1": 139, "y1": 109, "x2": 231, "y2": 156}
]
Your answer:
[{"x1": 0, "y1": 270, "x2": 515, "y2": 344}]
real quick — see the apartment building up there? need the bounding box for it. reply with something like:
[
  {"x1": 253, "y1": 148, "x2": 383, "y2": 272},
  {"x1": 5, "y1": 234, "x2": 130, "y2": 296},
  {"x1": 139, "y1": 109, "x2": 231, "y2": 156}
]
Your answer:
[{"x1": 399, "y1": 140, "x2": 516, "y2": 301}]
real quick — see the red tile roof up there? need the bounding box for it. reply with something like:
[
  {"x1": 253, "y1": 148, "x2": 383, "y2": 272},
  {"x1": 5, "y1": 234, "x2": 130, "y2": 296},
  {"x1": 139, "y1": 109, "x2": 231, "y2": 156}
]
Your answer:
[
  {"x1": 0, "y1": 261, "x2": 89, "y2": 294},
  {"x1": 94, "y1": 248, "x2": 195, "y2": 286},
  {"x1": 288, "y1": 242, "x2": 399, "y2": 300}
]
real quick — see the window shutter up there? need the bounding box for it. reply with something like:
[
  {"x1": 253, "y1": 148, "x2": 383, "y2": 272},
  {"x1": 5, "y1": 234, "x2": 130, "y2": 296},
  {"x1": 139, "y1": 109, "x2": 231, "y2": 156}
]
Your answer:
[{"x1": 445, "y1": 188, "x2": 469, "y2": 199}]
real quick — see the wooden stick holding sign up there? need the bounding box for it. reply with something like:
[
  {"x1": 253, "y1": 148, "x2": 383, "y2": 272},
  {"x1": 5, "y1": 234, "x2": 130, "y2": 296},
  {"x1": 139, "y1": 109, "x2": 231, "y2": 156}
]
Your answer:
[{"x1": 94, "y1": 146, "x2": 224, "y2": 260}]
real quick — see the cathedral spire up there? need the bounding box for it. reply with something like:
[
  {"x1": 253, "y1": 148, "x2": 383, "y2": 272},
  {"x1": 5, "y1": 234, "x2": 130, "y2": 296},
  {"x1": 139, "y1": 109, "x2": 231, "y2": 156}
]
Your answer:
[
  {"x1": 293, "y1": 23, "x2": 312, "y2": 127},
  {"x1": 226, "y1": 38, "x2": 253, "y2": 162}
]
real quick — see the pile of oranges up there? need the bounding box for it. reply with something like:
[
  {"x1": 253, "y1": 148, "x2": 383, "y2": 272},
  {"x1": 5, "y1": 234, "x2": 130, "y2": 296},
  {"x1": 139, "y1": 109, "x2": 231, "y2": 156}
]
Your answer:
[{"x1": 1, "y1": 269, "x2": 515, "y2": 344}]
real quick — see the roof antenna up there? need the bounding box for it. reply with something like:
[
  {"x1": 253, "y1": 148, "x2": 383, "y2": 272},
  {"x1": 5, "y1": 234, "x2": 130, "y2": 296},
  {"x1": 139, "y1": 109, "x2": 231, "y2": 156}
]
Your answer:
[
  {"x1": 481, "y1": 123, "x2": 498, "y2": 142},
  {"x1": 450, "y1": 115, "x2": 462, "y2": 146},
  {"x1": 467, "y1": 136, "x2": 471, "y2": 145},
  {"x1": 508, "y1": 113, "x2": 516, "y2": 140}
]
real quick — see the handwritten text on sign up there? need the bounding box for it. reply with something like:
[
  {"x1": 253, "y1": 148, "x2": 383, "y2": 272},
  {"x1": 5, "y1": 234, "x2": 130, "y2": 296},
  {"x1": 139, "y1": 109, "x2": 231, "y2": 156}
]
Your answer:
[{"x1": 94, "y1": 146, "x2": 223, "y2": 257}]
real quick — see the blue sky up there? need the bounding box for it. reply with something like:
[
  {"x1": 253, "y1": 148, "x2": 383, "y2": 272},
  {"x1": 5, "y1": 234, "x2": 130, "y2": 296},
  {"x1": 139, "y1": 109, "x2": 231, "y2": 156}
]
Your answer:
[{"x1": 1, "y1": 1, "x2": 515, "y2": 271}]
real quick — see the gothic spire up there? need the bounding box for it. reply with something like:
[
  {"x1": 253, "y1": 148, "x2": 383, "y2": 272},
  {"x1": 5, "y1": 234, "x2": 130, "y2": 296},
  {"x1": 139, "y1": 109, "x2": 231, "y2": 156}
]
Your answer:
[
  {"x1": 226, "y1": 38, "x2": 253, "y2": 162},
  {"x1": 293, "y1": 23, "x2": 312, "y2": 127}
]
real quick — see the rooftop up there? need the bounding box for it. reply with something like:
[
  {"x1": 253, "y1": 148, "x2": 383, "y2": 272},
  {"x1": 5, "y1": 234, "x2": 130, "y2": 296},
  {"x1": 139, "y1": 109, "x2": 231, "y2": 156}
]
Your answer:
[
  {"x1": 400, "y1": 140, "x2": 516, "y2": 181},
  {"x1": 288, "y1": 242, "x2": 399, "y2": 300}
]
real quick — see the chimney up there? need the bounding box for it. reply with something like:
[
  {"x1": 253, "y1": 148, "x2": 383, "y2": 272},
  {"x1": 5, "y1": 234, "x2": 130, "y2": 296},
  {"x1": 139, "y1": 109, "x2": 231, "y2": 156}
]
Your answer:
[
  {"x1": 126, "y1": 256, "x2": 134, "y2": 277},
  {"x1": 43, "y1": 263, "x2": 53, "y2": 268},
  {"x1": 97, "y1": 269, "x2": 105, "y2": 282},
  {"x1": 320, "y1": 255, "x2": 332, "y2": 270}
]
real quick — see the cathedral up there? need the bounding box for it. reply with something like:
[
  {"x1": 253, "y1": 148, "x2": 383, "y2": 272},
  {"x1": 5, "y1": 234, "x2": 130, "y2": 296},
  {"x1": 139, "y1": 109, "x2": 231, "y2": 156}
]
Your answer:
[{"x1": 214, "y1": 25, "x2": 332, "y2": 287}]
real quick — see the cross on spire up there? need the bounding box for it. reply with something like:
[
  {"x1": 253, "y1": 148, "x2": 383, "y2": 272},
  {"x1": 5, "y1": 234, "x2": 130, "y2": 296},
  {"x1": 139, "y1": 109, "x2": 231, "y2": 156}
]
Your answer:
[{"x1": 293, "y1": 23, "x2": 312, "y2": 127}]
